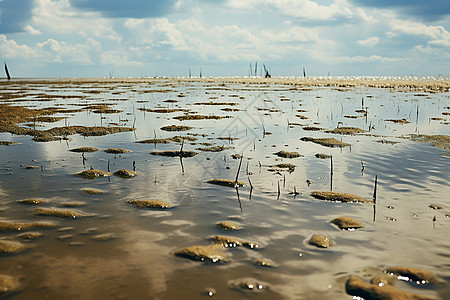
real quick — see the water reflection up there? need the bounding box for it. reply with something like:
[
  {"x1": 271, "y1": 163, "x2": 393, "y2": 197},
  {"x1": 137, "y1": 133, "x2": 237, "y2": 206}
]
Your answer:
[{"x1": 0, "y1": 79, "x2": 449, "y2": 299}]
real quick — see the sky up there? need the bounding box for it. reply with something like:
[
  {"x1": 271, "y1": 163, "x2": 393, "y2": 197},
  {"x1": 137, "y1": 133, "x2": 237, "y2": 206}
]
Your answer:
[{"x1": 0, "y1": 0, "x2": 449, "y2": 77}]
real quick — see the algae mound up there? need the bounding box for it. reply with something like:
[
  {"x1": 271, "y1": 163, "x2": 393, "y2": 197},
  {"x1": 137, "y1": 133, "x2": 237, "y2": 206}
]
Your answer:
[
  {"x1": 33, "y1": 207, "x2": 94, "y2": 218},
  {"x1": 150, "y1": 150, "x2": 197, "y2": 158},
  {"x1": 326, "y1": 126, "x2": 366, "y2": 135},
  {"x1": 207, "y1": 179, "x2": 244, "y2": 188},
  {"x1": 113, "y1": 169, "x2": 137, "y2": 178},
  {"x1": 274, "y1": 150, "x2": 301, "y2": 158},
  {"x1": 228, "y1": 278, "x2": 268, "y2": 293},
  {"x1": 311, "y1": 191, "x2": 371, "y2": 203},
  {"x1": 212, "y1": 235, "x2": 260, "y2": 249},
  {"x1": 0, "y1": 240, "x2": 27, "y2": 254},
  {"x1": 173, "y1": 244, "x2": 227, "y2": 263},
  {"x1": 160, "y1": 125, "x2": 193, "y2": 132},
  {"x1": 308, "y1": 234, "x2": 333, "y2": 248},
  {"x1": 0, "y1": 141, "x2": 19, "y2": 146},
  {"x1": 216, "y1": 221, "x2": 242, "y2": 231},
  {"x1": 315, "y1": 153, "x2": 332, "y2": 159},
  {"x1": 301, "y1": 137, "x2": 350, "y2": 148},
  {"x1": 128, "y1": 200, "x2": 174, "y2": 209},
  {"x1": 385, "y1": 266, "x2": 436, "y2": 284},
  {"x1": 345, "y1": 276, "x2": 432, "y2": 300},
  {"x1": 76, "y1": 169, "x2": 112, "y2": 179},
  {"x1": 0, "y1": 274, "x2": 22, "y2": 297},
  {"x1": 0, "y1": 220, "x2": 56, "y2": 231},
  {"x1": 17, "y1": 198, "x2": 48, "y2": 205},
  {"x1": 104, "y1": 148, "x2": 131, "y2": 154},
  {"x1": 17, "y1": 232, "x2": 43, "y2": 240},
  {"x1": 331, "y1": 217, "x2": 364, "y2": 230},
  {"x1": 69, "y1": 147, "x2": 99, "y2": 153},
  {"x1": 81, "y1": 188, "x2": 104, "y2": 194}
]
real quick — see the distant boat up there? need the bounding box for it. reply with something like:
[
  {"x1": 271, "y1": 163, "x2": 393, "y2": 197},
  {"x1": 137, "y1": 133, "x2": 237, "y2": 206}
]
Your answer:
[{"x1": 4, "y1": 62, "x2": 11, "y2": 80}]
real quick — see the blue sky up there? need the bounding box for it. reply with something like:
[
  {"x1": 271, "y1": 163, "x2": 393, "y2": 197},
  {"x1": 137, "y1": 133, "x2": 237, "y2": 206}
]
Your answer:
[{"x1": 0, "y1": 0, "x2": 449, "y2": 77}]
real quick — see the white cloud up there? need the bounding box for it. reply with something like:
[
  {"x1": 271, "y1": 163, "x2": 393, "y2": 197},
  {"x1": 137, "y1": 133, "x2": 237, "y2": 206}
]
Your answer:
[
  {"x1": 24, "y1": 25, "x2": 42, "y2": 35},
  {"x1": 391, "y1": 20, "x2": 450, "y2": 47},
  {"x1": 226, "y1": 0, "x2": 368, "y2": 22},
  {"x1": 32, "y1": 0, "x2": 121, "y2": 42},
  {"x1": 357, "y1": 36, "x2": 379, "y2": 47},
  {"x1": 335, "y1": 55, "x2": 404, "y2": 63},
  {"x1": 36, "y1": 38, "x2": 95, "y2": 64},
  {"x1": 0, "y1": 34, "x2": 38, "y2": 59}
]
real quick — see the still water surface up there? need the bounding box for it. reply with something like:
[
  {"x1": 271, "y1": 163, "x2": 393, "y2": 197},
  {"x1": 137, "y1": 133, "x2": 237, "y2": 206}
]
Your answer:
[{"x1": 0, "y1": 78, "x2": 449, "y2": 299}]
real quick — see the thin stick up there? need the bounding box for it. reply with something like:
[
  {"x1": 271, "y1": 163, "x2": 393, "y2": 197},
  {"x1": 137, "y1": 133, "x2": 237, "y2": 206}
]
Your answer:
[
  {"x1": 277, "y1": 181, "x2": 280, "y2": 200},
  {"x1": 373, "y1": 175, "x2": 377, "y2": 203},
  {"x1": 373, "y1": 175, "x2": 378, "y2": 222},
  {"x1": 180, "y1": 137, "x2": 184, "y2": 154},
  {"x1": 107, "y1": 159, "x2": 110, "y2": 172},
  {"x1": 433, "y1": 215, "x2": 436, "y2": 229},
  {"x1": 330, "y1": 155, "x2": 334, "y2": 191},
  {"x1": 235, "y1": 154, "x2": 243, "y2": 183}
]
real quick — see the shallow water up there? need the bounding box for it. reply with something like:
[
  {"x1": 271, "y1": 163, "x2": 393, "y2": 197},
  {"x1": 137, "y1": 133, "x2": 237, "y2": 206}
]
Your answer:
[{"x1": 0, "y1": 78, "x2": 449, "y2": 299}]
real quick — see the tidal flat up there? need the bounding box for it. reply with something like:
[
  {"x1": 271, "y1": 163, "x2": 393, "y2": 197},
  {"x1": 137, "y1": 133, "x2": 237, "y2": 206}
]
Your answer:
[{"x1": 0, "y1": 76, "x2": 449, "y2": 299}]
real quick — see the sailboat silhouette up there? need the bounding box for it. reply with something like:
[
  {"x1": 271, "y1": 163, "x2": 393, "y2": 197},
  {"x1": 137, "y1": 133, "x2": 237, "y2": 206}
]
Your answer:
[{"x1": 4, "y1": 62, "x2": 11, "y2": 80}]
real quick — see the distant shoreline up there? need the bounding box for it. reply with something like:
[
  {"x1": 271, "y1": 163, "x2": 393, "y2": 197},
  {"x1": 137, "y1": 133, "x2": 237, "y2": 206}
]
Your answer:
[{"x1": 2, "y1": 76, "x2": 450, "y2": 92}]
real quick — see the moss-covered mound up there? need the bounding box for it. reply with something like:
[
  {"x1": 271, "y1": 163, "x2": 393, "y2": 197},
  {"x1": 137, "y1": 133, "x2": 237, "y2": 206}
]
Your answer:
[{"x1": 311, "y1": 191, "x2": 371, "y2": 203}]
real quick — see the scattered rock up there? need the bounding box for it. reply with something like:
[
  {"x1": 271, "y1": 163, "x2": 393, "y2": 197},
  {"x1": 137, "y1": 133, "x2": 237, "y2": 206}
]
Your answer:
[
  {"x1": 69, "y1": 147, "x2": 99, "y2": 153},
  {"x1": 217, "y1": 221, "x2": 242, "y2": 231},
  {"x1": 274, "y1": 150, "x2": 301, "y2": 158},
  {"x1": 104, "y1": 148, "x2": 131, "y2": 154},
  {"x1": 128, "y1": 200, "x2": 174, "y2": 209},
  {"x1": 17, "y1": 198, "x2": 48, "y2": 205},
  {"x1": 75, "y1": 169, "x2": 112, "y2": 179},
  {"x1": 173, "y1": 245, "x2": 227, "y2": 263},
  {"x1": 308, "y1": 234, "x2": 333, "y2": 248},
  {"x1": 301, "y1": 137, "x2": 350, "y2": 148},
  {"x1": 345, "y1": 275, "x2": 432, "y2": 300},
  {"x1": 331, "y1": 217, "x2": 364, "y2": 230},
  {"x1": 207, "y1": 179, "x2": 244, "y2": 188},
  {"x1": 0, "y1": 240, "x2": 27, "y2": 254},
  {"x1": 33, "y1": 207, "x2": 95, "y2": 218},
  {"x1": 311, "y1": 191, "x2": 371, "y2": 203},
  {"x1": 113, "y1": 169, "x2": 137, "y2": 178},
  {"x1": 385, "y1": 267, "x2": 437, "y2": 284}
]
